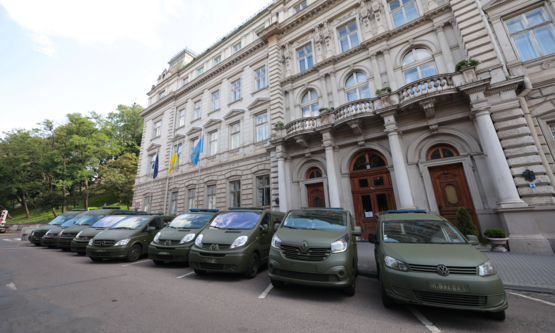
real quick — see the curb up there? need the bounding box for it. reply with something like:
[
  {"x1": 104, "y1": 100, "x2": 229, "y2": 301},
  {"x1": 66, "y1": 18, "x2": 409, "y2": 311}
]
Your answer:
[{"x1": 504, "y1": 284, "x2": 555, "y2": 294}]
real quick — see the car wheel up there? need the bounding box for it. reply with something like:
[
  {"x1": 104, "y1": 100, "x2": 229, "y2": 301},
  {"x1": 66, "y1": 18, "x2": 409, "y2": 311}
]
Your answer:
[
  {"x1": 47, "y1": 246, "x2": 56, "y2": 249},
  {"x1": 77, "y1": 252, "x2": 86, "y2": 256},
  {"x1": 244, "y1": 253, "x2": 260, "y2": 279},
  {"x1": 271, "y1": 279, "x2": 285, "y2": 289},
  {"x1": 61, "y1": 247, "x2": 70, "y2": 252},
  {"x1": 33, "y1": 243, "x2": 41, "y2": 246},
  {"x1": 90, "y1": 257, "x2": 103, "y2": 262},
  {"x1": 194, "y1": 269, "x2": 207, "y2": 275},
  {"x1": 380, "y1": 274, "x2": 395, "y2": 308},
  {"x1": 125, "y1": 244, "x2": 142, "y2": 262},
  {"x1": 487, "y1": 310, "x2": 506, "y2": 321},
  {"x1": 153, "y1": 260, "x2": 164, "y2": 265}
]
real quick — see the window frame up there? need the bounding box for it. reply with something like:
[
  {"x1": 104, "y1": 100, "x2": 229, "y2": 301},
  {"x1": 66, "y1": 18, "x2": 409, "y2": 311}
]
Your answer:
[
  {"x1": 300, "y1": 89, "x2": 319, "y2": 118},
  {"x1": 214, "y1": 55, "x2": 222, "y2": 65},
  {"x1": 175, "y1": 143, "x2": 182, "y2": 167},
  {"x1": 297, "y1": 44, "x2": 314, "y2": 73},
  {"x1": 295, "y1": 1, "x2": 307, "y2": 13},
  {"x1": 209, "y1": 131, "x2": 218, "y2": 156},
  {"x1": 143, "y1": 196, "x2": 152, "y2": 213},
  {"x1": 193, "y1": 100, "x2": 202, "y2": 120},
  {"x1": 158, "y1": 91, "x2": 165, "y2": 100},
  {"x1": 426, "y1": 145, "x2": 459, "y2": 160},
  {"x1": 183, "y1": 77, "x2": 189, "y2": 86},
  {"x1": 198, "y1": 67, "x2": 204, "y2": 76},
  {"x1": 401, "y1": 48, "x2": 437, "y2": 84},
  {"x1": 389, "y1": 0, "x2": 419, "y2": 28},
  {"x1": 256, "y1": 175, "x2": 271, "y2": 207},
  {"x1": 170, "y1": 192, "x2": 179, "y2": 215},
  {"x1": 504, "y1": 7, "x2": 555, "y2": 62},
  {"x1": 207, "y1": 185, "x2": 217, "y2": 209},
  {"x1": 153, "y1": 120, "x2": 162, "y2": 138},
  {"x1": 255, "y1": 66, "x2": 267, "y2": 90},
  {"x1": 178, "y1": 110, "x2": 185, "y2": 127},
  {"x1": 337, "y1": 21, "x2": 360, "y2": 53},
  {"x1": 230, "y1": 122, "x2": 241, "y2": 149},
  {"x1": 350, "y1": 150, "x2": 388, "y2": 172},
  {"x1": 232, "y1": 79, "x2": 241, "y2": 101},
  {"x1": 211, "y1": 91, "x2": 220, "y2": 111},
  {"x1": 255, "y1": 113, "x2": 269, "y2": 142},
  {"x1": 345, "y1": 71, "x2": 371, "y2": 102},
  {"x1": 230, "y1": 181, "x2": 241, "y2": 207},
  {"x1": 306, "y1": 167, "x2": 323, "y2": 179},
  {"x1": 148, "y1": 154, "x2": 156, "y2": 174},
  {"x1": 187, "y1": 188, "x2": 196, "y2": 209},
  {"x1": 255, "y1": 26, "x2": 265, "y2": 39},
  {"x1": 233, "y1": 42, "x2": 242, "y2": 53}
]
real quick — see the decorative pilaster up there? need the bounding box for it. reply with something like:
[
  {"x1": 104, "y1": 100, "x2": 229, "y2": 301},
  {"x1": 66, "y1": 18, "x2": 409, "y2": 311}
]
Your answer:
[
  {"x1": 382, "y1": 47, "x2": 397, "y2": 91},
  {"x1": 434, "y1": 23, "x2": 455, "y2": 73},
  {"x1": 329, "y1": 70, "x2": 339, "y2": 108},
  {"x1": 276, "y1": 146, "x2": 289, "y2": 212},
  {"x1": 319, "y1": 74, "x2": 329, "y2": 107},
  {"x1": 268, "y1": 35, "x2": 285, "y2": 128},
  {"x1": 370, "y1": 52, "x2": 382, "y2": 90},
  {"x1": 321, "y1": 129, "x2": 341, "y2": 207}
]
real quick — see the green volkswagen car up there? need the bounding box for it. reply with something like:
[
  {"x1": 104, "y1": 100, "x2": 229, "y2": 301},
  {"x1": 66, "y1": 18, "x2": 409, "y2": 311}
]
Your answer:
[
  {"x1": 86, "y1": 215, "x2": 174, "y2": 262},
  {"x1": 268, "y1": 208, "x2": 361, "y2": 296},
  {"x1": 28, "y1": 210, "x2": 84, "y2": 246},
  {"x1": 41, "y1": 212, "x2": 88, "y2": 248},
  {"x1": 148, "y1": 209, "x2": 218, "y2": 265},
  {"x1": 369, "y1": 210, "x2": 508, "y2": 320},
  {"x1": 189, "y1": 207, "x2": 285, "y2": 278}
]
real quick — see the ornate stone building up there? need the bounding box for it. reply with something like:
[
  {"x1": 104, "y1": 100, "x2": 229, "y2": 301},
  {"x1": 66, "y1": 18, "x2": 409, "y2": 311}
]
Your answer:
[{"x1": 134, "y1": 0, "x2": 555, "y2": 254}]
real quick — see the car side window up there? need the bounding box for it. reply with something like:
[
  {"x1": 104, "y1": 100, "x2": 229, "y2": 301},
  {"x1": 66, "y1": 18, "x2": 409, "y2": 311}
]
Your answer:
[
  {"x1": 261, "y1": 214, "x2": 271, "y2": 230},
  {"x1": 151, "y1": 218, "x2": 162, "y2": 230},
  {"x1": 273, "y1": 214, "x2": 283, "y2": 230}
]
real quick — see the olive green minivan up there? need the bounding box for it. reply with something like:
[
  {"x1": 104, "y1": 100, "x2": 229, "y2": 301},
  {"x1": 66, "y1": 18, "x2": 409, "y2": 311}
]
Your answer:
[
  {"x1": 28, "y1": 210, "x2": 83, "y2": 246},
  {"x1": 268, "y1": 208, "x2": 361, "y2": 296},
  {"x1": 189, "y1": 207, "x2": 285, "y2": 278},
  {"x1": 41, "y1": 212, "x2": 88, "y2": 248},
  {"x1": 86, "y1": 214, "x2": 174, "y2": 262}
]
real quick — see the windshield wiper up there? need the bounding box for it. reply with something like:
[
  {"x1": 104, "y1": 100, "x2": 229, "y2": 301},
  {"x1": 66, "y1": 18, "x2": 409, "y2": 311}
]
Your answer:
[
  {"x1": 210, "y1": 226, "x2": 224, "y2": 229},
  {"x1": 282, "y1": 226, "x2": 299, "y2": 229},
  {"x1": 112, "y1": 227, "x2": 132, "y2": 230},
  {"x1": 168, "y1": 226, "x2": 177, "y2": 229}
]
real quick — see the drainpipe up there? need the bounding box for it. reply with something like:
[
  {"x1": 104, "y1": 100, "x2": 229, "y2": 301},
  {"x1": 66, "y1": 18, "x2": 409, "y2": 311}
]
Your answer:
[
  {"x1": 474, "y1": 0, "x2": 509, "y2": 76},
  {"x1": 518, "y1": 77, "x2": 555, "y2": 187}
]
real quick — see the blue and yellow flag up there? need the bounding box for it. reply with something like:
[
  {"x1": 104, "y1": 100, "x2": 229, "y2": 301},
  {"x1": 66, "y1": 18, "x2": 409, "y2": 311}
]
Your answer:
[
  {"x1": 190, "y1": 135, "x2": 204, "y2": 166},
  {"x1": 168, "y1": 145, "x2": 180, "y2": 174}
]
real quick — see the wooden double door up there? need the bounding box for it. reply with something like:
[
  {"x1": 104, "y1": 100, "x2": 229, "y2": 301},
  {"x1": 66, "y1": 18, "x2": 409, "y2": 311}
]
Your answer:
[
  {"x1": 350, "y1": 168, "x2": 396, "y2": 238},
  {"x1": 307, "y1": 183, "x2": 326, "y2": 207}
]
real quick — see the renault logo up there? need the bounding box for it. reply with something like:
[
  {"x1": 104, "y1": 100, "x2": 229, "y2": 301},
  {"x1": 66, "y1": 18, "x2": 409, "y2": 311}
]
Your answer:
[
  {"x1": 299, "y1": 241, "x2": 309, "y2": 254},
  {"x1": 210, "y1": 244, "x2": 219, "y2": 251},
  {"x1": 437, "y1": 264, "x2": 449, "y2": 276}
]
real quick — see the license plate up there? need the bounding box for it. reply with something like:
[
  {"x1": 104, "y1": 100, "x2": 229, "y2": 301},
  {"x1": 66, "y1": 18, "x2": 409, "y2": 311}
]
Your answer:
[
  {"x1": 427, "y1": 282, "x2": 469, "y2": 293},
  {"x1": 158, "y1": 252, "x2": 170, "y2": 255},
  {"x1": 203, "y1": 258, "x2": 219, "y2": 264}
]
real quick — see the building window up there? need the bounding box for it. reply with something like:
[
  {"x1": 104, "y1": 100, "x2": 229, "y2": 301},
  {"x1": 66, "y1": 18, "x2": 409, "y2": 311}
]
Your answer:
[
  {"x1": 233, "y1": 42, "x2": 242, "y2": 53},
  {"x1": 188, "y1": 189, "x2": 196, "y2": 209},
  {"x1": 194, "y1": 101, "x2": 201, "y2": 120},
  {"x1": 144, "y1": 196, "x2": 152, "y2": 213},
  {"x1": 209, "y1": 131, "x2": 218, "y2": 156},
  {"x1": 148, "y1": 155, "x2": 156, "y2": 174},
  {"x1": 351, "y1": 151, "x2": 387, "y2": 171},
  {"x1": 255, "y1": 67, "x2": 266, "y2": 90},
  {"x1": 170, "y1": 192, "x2": 178, "y2": 215},
  {"x1": 230, "y1": 181, "x2": 241, "y2": 207},
  {"x1": 338, "y1": 22, "x2": 359, "y2": 53},
  {"x1": 257, "y1": 176, "x2": 271, "y2": 206},
  {"x1": 256, "y1": 113, "x2": 268, "y2": 142},
  {"x1": 153, "y1": 120, "x2": 162, "y2": 138},
  {"x1": 159, "y1": 91, "x2": 165, "y2": 100},
  {"x1": 389, "y1": 0, "x2": 419, "y2": 28},
  {"x1": 198, "y1": 67, "x2": 204, "y2": 76},
  {"x1": 178, "y1": 110, "x2": 185, "y2": 127},
  {"x1": 427, "y1": 145, "x2": 459, "y2": 160},
  {"x1": 301, "y1": 90, "x2": 319, "y2": 118},
  {"x1": 255, "y1": 26, "x2": 264, "y2": 39},
  {"x1": 183, "y1": 78, "x2": 189, "y2": 86},
  {"x1": 345, "y1": 72, "x2": 371, "y2": 102},
  {"x1": 297, "y1": 44, "x2": 313, "y2": 72},
  {"x1": 212, "y1": 91, "x2": 220, "y2": 111},
  {"x1": 402, "y1": 48, "x2": 437, "y2": 84},
  {"x1": 230, "y1": 123, "x2": 241, "y2": 149},
  {"x1": 207, "y1": 185, "x2": 217, "y2": 209},
  {"x1": 307, "y1": 168, "x2": 323, "y2": 179},
  {"x1": 295, "y1": 1, "x2": 307, "y2": 13},
  {"x1": 506, "y1": 8, "x2": 555, "y2": 62},
  {"x1": 232, "y1": 80, "x2": 241, "y2": 101},
  {"x1": 214, "y1": 55, "x2": 221, "y2": 65},
  {"x1": 550, "y1": 124, "x2": 555, "y2": 140},
  {"x1": 191, "y1": 137, "x2": 200, "y2": 153}
]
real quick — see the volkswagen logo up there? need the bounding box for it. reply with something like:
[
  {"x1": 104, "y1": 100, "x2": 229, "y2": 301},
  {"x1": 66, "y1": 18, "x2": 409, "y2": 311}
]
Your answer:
[
  {"x1": 437, "y1": 264, "x2": 449, "y2": 276},
  {"x1": 299, "y1": 241, "x2": 309, "y2": 254},
  {"x1": 210, "y1": 244, "x2": 219, "y2": 251}
]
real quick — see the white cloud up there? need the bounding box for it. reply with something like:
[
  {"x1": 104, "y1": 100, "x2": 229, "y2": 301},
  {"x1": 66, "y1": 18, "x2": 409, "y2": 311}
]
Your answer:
[{"x1": 0, "y1": 0, "x2": 185, "y2": 56}]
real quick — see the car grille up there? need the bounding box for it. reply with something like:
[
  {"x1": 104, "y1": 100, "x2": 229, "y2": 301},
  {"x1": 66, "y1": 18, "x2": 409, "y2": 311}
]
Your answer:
[
  {"x1": 273, "y1": 269, "x2": 339, "y2": 282},
  {"x1": 413, "y1": 291, "x2": 487, "y2": 307},
  {"x1": 280, "y1": 244, "x2": 331, "y2": 261},
  {"x1": 89, "y1": 252, "x2": 111, "y2": 257},
  {"x1": 199, "y1": 253, "x2": 225, "y2": 257},
  {"x1": 76, "y1": 237, "x2": 90, "y2": 241},
  {"x1": 409, "y1": 264, "x2": 477, "y2": 275},
  {"x1": 199, "y1": 263, "x2": 224, "y2": 270},
  {"x1": 93, "y1": 240, "x2": 116, "y2": 247},
  {"x1": 59, "y1": 239, "x2": 72, "y2": 246},
  {"x1": 42, "y1": 239, "x2": 56, "y2": 244},
  {"x1": 34, "y1": 231, "x2": 46, "y2": 237},
  {"x1": 155, "y1": 255, "x2": 175, "y2": 260},
  {"x1": 201, "y1": 243, "x2": 231, "y2": 250},
  {"x1": 159, "y1": 239, "x2": 181, "y2": 246}
]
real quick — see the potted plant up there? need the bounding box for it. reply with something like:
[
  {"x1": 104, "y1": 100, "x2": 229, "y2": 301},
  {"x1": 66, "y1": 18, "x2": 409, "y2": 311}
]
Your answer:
[
  {"x1": 484, "y1": 228, "x2": 509, "y2": 252},
  {"x1": 375, "y1": 86, "x2": 392, "y2": 96},
  {"x1": 274, "y1": 121, "x2": 284, "y2": 128},
  {"x1": 318, "y1": 107, "x2": 333, "y2": 113},
  {"x1": 455, "y1": 57, "x2": 480, "y2": 72}
]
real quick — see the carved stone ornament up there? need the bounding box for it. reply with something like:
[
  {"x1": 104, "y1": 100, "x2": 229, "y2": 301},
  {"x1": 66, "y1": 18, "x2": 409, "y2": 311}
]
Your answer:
[
  {"x1": 419, "y1": 99, "x2": 436, "y2": 118},
  {"x1": 541, "y1": 61, "x2": 555, "y2": 70}
]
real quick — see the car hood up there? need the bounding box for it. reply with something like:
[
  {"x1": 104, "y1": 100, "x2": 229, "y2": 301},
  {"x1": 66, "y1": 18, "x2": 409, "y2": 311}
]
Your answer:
[
  {"x1": 158, "y1": 228, "x2": 203, "y2": 241},
  {"x1": 277, "y1": 228, "x2": 346, "y2": 247},
  {"x1": 92, "y1": 229, "x2": 137, "y2": 241},
  {"x1": 382, "y1": 243, "x2": 488, "y2": 267},
  {"x1": 200, "y1": 228, "x2": 254, "y2": 244},
  {"x1": 62, "y1": 225, "x2": 90, "y2": 236},
  {"x1": 34, "y1": 225, "x2": 60, "y2": 232},
  {"x1": 45, "y1": 226, "x2": 63, "y2": 235},
  {"x1": 79, "y1": 228, "x2": 107, "y2": 238}
]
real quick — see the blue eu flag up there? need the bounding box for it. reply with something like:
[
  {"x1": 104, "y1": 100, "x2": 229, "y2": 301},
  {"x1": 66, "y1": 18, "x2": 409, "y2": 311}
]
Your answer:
[
  {"x1": 190, "y1": 135, "x2": 204, "y2": 166},
  {"x1": 152, "y1": 154, "x2": 159, "y2": 179}
]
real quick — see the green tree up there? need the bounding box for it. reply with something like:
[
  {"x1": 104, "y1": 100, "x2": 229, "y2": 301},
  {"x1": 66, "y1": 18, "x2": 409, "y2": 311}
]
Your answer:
[
  {"x1": 97, "y1": 153, "x2": 138, "y2": 209},
  {"x1": 105, "y1": 104, "x2": 144, "y2": 157},
  {"x1": 455, "y1": 207, "x2": 479, "y2": 238}
]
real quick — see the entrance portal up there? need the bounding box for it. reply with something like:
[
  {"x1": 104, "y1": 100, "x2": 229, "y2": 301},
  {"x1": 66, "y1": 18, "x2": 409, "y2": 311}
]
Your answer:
[{"x1": 307, "y1": 183, "x2": 326, "y2": 207}]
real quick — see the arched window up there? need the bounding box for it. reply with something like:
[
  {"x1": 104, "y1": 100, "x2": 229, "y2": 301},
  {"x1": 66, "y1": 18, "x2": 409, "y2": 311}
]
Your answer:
[
  {"x1": 301, "y1": 90, "x2": 319, "y2": 118},
  {"x1": 345, "y1": 72, "x2": 371, "y2": 102},
  {"x1": 402, "y1": 48, "x2": 437, "y2": 84},
  {"x1": 307, "y1": 167, "x2": 323, "y2": 179},
  {"x1": 427, "y1": 145, "x2": 459, "y2": 160},
  {"x1": 350, "y1": 151, "x2": 387, "y2": 171}
]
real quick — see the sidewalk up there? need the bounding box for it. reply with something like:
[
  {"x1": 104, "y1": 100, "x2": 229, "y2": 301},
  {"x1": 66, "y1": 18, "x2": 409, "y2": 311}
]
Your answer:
[{"x1": 356, "y1": 241, "x2": 555, "y2": 294}]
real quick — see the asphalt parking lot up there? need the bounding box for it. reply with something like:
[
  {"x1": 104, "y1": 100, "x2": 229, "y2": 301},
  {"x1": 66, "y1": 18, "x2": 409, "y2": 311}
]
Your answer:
[{"x1": 1, "y1": 233, "x2": 555, "y2": 333}]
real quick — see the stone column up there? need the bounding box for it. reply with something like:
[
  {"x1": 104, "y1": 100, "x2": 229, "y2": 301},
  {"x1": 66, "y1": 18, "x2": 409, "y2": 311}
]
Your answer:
[
  {"x1": 370, "y1": 52, "x2": 382, "y2": 90},
  {"x1": 321, "y1": 129, "x2": 341, "y2": 207},
  {"x1": 329, "y1": 71, "x2": 339, "y2": 108},
  {"x1": 276, "y1": 147, "x2": 289, "y2": 212},
  {"x1": 285, "y1": 157, "x2": 293, "y2": 209},
  {"x1": 382, "y1": 48, "x2": 397, "y2": 91},
  {"x1": 435, "y1": 23, "x2": 455, "y2": 73},
  {"x1": 319, "y1": 74, "x2": 329, "y2": 107}
]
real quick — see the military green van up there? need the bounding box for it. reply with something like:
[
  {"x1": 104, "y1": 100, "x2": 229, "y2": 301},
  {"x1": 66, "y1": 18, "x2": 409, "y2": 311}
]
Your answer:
[
  {"x1": 41, "y1": 212, "x2": 88, "y2": 248},
  {"x1": 58, "y1": 208, "x2": 138, "y2": 251},
  {"x1": 268, "y1": 208, "x2": 361, "y2": 296},
  {"x1": 148, "y1": 209, "x2": 218, "y2": 265},
  {"x1": 86, "y1": 215, "x2": 174, "y2": 262},
  {"x1": 189, "y1": 207, "x2": 285, "y2": 278},
  {"x1": 28, "y1": 210, "x2": 83, "y2": 246}
]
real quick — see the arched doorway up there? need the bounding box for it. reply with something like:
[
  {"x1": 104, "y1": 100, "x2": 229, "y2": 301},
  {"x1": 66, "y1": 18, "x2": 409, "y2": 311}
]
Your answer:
[
  {"x1": 306, "y1": 168, "x2": 326, "y2": 207},
  {"x1": 350, "y1": 150, "x2": 396, "y2": 238}
]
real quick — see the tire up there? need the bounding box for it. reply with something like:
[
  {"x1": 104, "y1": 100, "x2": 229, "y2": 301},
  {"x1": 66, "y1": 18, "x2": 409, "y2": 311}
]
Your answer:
[
  {"x1": 153, "y1": 260, "x2": 164, "y2": 265},
  {"x1": 381, "y1": 275, "x2": 395, "y2": 308},
  {"x1": 487, "y1": 310, "x2": 506, "y2": 321},
  {"x1": 194, "y1": 269, "x2": 207, "y2": 275},
  {"x1": 61, "y1": 247, "x2": 70, "y2": 252},
  {"x1": 243, "y1": 253, "x2": 260, "y2": 279},
  {"x1": 343, "y1": 267, "x2": 356, "y2": 296},
  {"x1": 126, "y1": 244, "x2": 142, "y2": 262},
  {"x1": 33, "y1": 243, "x2": 42, "y2": 246},
  {"x1": 271, "y1": 279, "x2": 285, "y2": 289},
  {"x1": 77, "y1": 252, "x2": 86, "y2": 256},
  {"x1": 90, "y1": 257, "x2": 103, "y2": 262},
  {"x1": 47, "y1": 246, "x2": 56, "y2": 249}
]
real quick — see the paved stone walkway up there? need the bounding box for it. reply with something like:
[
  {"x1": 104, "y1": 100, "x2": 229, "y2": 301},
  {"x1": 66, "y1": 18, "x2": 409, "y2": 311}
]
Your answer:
[{"x1": 356, "y1": 241, "x2": 555, "y2": 293}]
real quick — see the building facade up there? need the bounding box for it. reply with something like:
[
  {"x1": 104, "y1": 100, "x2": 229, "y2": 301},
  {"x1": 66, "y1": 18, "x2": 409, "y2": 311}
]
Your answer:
[{"x1": 134, "y1": 0, "x2": 555, "y2": 254}]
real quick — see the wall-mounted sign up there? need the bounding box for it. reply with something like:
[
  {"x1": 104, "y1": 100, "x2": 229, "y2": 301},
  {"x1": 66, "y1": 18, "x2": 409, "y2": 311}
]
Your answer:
[{"x1": 530, "y1": 183, "x2": 536, "y2": 189}]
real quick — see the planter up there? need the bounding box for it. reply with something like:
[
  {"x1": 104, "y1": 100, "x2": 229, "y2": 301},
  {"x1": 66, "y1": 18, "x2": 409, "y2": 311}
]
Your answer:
[
  {"x1": 486, "y1": 237, "x2": 509, "y2": 252},
  {"x1": 460, "y1": 65, "x2": 477, "y2": 83},
  {"x1": 319, "y1": 113, "x2": 333, "y2": 125}
]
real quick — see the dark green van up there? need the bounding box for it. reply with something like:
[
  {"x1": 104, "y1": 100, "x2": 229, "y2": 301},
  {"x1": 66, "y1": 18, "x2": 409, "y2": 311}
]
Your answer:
[
  {"x1": 189, "y1": 207, "x2": 285, "y2": 278},
  {"x1": 28, "y1": 210, "x2": 83, "y2": 246},
  {"x1": 41, "y1": 212, "x2": 88, "y2": 248},
  {"x1": 268, "y1": 208, "x2": 361, "y2": 296},
  {"x1": 86, "y1": 215, "x2": 174, "y2": 262},
  {"x1": 148, "y1": 209, "x2": 217, "y2": 265}
]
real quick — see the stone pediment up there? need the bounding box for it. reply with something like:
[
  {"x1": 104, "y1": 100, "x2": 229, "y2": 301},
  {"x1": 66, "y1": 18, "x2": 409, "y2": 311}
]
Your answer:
[
  {"x1": 172, "y1": 133, "x2": 186, "y2": 142},
  {"x1": 223, "y1": 109, "x2": 245, "y2": 120},
  {"x1": 203, "y1": 118, "x2": 223, "y2": 128},
  {"x1": 146, "y1": 143, "x2": 162, "y2": 152},
  {"x1": 247, "y1": 97, "x2": 270, "y2": 110},
  {"x1": 482, "y1": 0, "x2": 514, "y2": 12},
  {"x1": 186, "y1": 126, "x2": 202, "y2": 136}
]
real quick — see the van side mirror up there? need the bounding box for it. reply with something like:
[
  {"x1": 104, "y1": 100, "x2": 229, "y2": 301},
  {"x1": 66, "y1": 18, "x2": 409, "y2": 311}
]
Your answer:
[
  {"x1": 147, "y1": 226, "x2": 156, "y2": 232},
  {"x1": 466, "y1": 235, "x2": 479, "y2": 245},
  {"x1": 352, "y1": 226, "x2": 362, "y2": 236},
  {"x1": 368, "y1": 233, "x2": 379, "y2": 244}
]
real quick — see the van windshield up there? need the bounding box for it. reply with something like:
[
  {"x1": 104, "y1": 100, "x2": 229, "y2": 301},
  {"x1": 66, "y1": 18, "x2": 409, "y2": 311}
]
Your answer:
[
  {"x1": 110, "y1": 217, "x2": 151, "y2": 230},
  {"x1": 76, "y1": 215, "x2": 105, "y2": 226},
  {"x1": 92, "y1": 215, "x2": 128, "y2": 228},
  {"x1": 170, "y1": 214, "x2": 212, "y2": 229},
  {"x1": 61, "y1": 218, "x2": 80, "y2": 228},
  {"x1": 48, "y1": 215, "x2": 73, "y2": 225},
  {"x1": 381, "y1": 220, "x2": 467, "y2": 244},
  {"x1": 282, "y1": 210, "x2": 347, "y2": 231},
  {"x1": 209, "y1": 212, "x2": 261, "y2": 230}
]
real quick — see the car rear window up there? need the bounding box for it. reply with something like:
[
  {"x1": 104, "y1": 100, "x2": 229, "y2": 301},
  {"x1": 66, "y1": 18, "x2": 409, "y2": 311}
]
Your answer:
[
  {"x1": 209, "y1": 212, "x2": 261, "y2": 230},
  {"x1": 170, "y1": 214, "x2": 213, "y2": 229},
  {"x1": 282, "y1": 210, "x2": 347, "y2": 231}
]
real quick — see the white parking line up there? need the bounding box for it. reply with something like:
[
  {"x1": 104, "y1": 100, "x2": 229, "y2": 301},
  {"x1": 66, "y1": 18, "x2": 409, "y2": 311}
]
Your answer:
[
  {"x1": 2, "y1": 239, "x2": 20, "y2": 241},
  {"x1": 407, "y1": 306, "x2": 441, "y2": 333},
  {"x1": 508, "y1": 292, "x2": 555, "y2": 307},
  {"x1": 6, "y1": 283, "x2": 17, "y2": 290},
  {"x1": 258, "y1": 284, "x2": 273, "y2": 299},
  {"x1": 121, "y1": 260, "x2": 151, "y2": 267},
  {"x1": 176, "y1": 272, "x2": 195, "y2": 279}
]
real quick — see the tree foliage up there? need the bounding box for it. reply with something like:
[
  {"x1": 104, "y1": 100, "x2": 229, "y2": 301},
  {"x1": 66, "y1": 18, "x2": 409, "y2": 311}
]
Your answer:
[
  {"x1": 97, "y1": 153, "x2": 138, "y2": 209},
  {"x1": 455, "y1": 207, "x2": 479, "y2": 238}
]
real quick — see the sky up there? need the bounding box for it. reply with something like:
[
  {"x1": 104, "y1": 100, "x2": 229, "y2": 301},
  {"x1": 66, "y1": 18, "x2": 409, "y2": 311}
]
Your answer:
[{"x1": 0, "y1": 0, "x2": 269, "y2": 134}]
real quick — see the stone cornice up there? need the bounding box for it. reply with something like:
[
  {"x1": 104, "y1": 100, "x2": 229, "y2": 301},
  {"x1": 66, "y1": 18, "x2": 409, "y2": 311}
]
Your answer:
[
  {"x1": 482, "y1": 0, "x2": 516, "y2": 12},
  {"x1": 486, "y1": 76, "x2": 524, "y2": 96}
]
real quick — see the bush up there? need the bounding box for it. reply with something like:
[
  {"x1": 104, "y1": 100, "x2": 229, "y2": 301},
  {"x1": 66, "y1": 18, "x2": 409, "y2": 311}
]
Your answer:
[
  {"x1": 318, "y1": 107, "x2": 332, "y2": 113},
  {"x1": 375, "y1": 86, "x2": 392, "y2": 95},
  {"x1": 455, "y1": 207, "x2": 479, "y2": 238},
  {"x1": 455, "y1": 58, "x2": 480, "y2": 72},
  {"x1": 484, "y1": 228, "x2": 507, "y2": 238},
  {"x1": 274, "y1": 121, "x2": 284, "y2": 127}
]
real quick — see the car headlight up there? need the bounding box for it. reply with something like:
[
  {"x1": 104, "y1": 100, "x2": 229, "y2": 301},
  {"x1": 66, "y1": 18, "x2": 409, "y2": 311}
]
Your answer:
[
  {"x1": 76, "y1": 231, "x2": 82, "y2": 239},
  {"x1": 384, "y1": 255, "x2": 409, "y2": 272},
  {"x1": 58, "y1": 231, "x2": 63, "y2": 236},
  {"x1": 271, "y1": 234, "x2": 281, "y2": 249},
  {"x1": 478, "y1": 260, "x2": 497, "y2": 276},
  {"x1": 180, "y1": 233, "x2": 195, "y2": 244},
  {"x1": 88, "y1": 239, "x2": 94, "y2": 246},
  {"x1": 331, "y1": 234, "x2": 349, "y2": 253},
  {"x1": 195, "y1": 234, "x2": 203, "y2": 247},
  {"x1": 114, "y1": 239, "x2": 130, "y2": 246},
  {"x1": 230, "y1": 236, "x2": 248, "y2": 249},
  {"x1": 153, "y1": 232, "x2": 161, "y2": 244}
]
